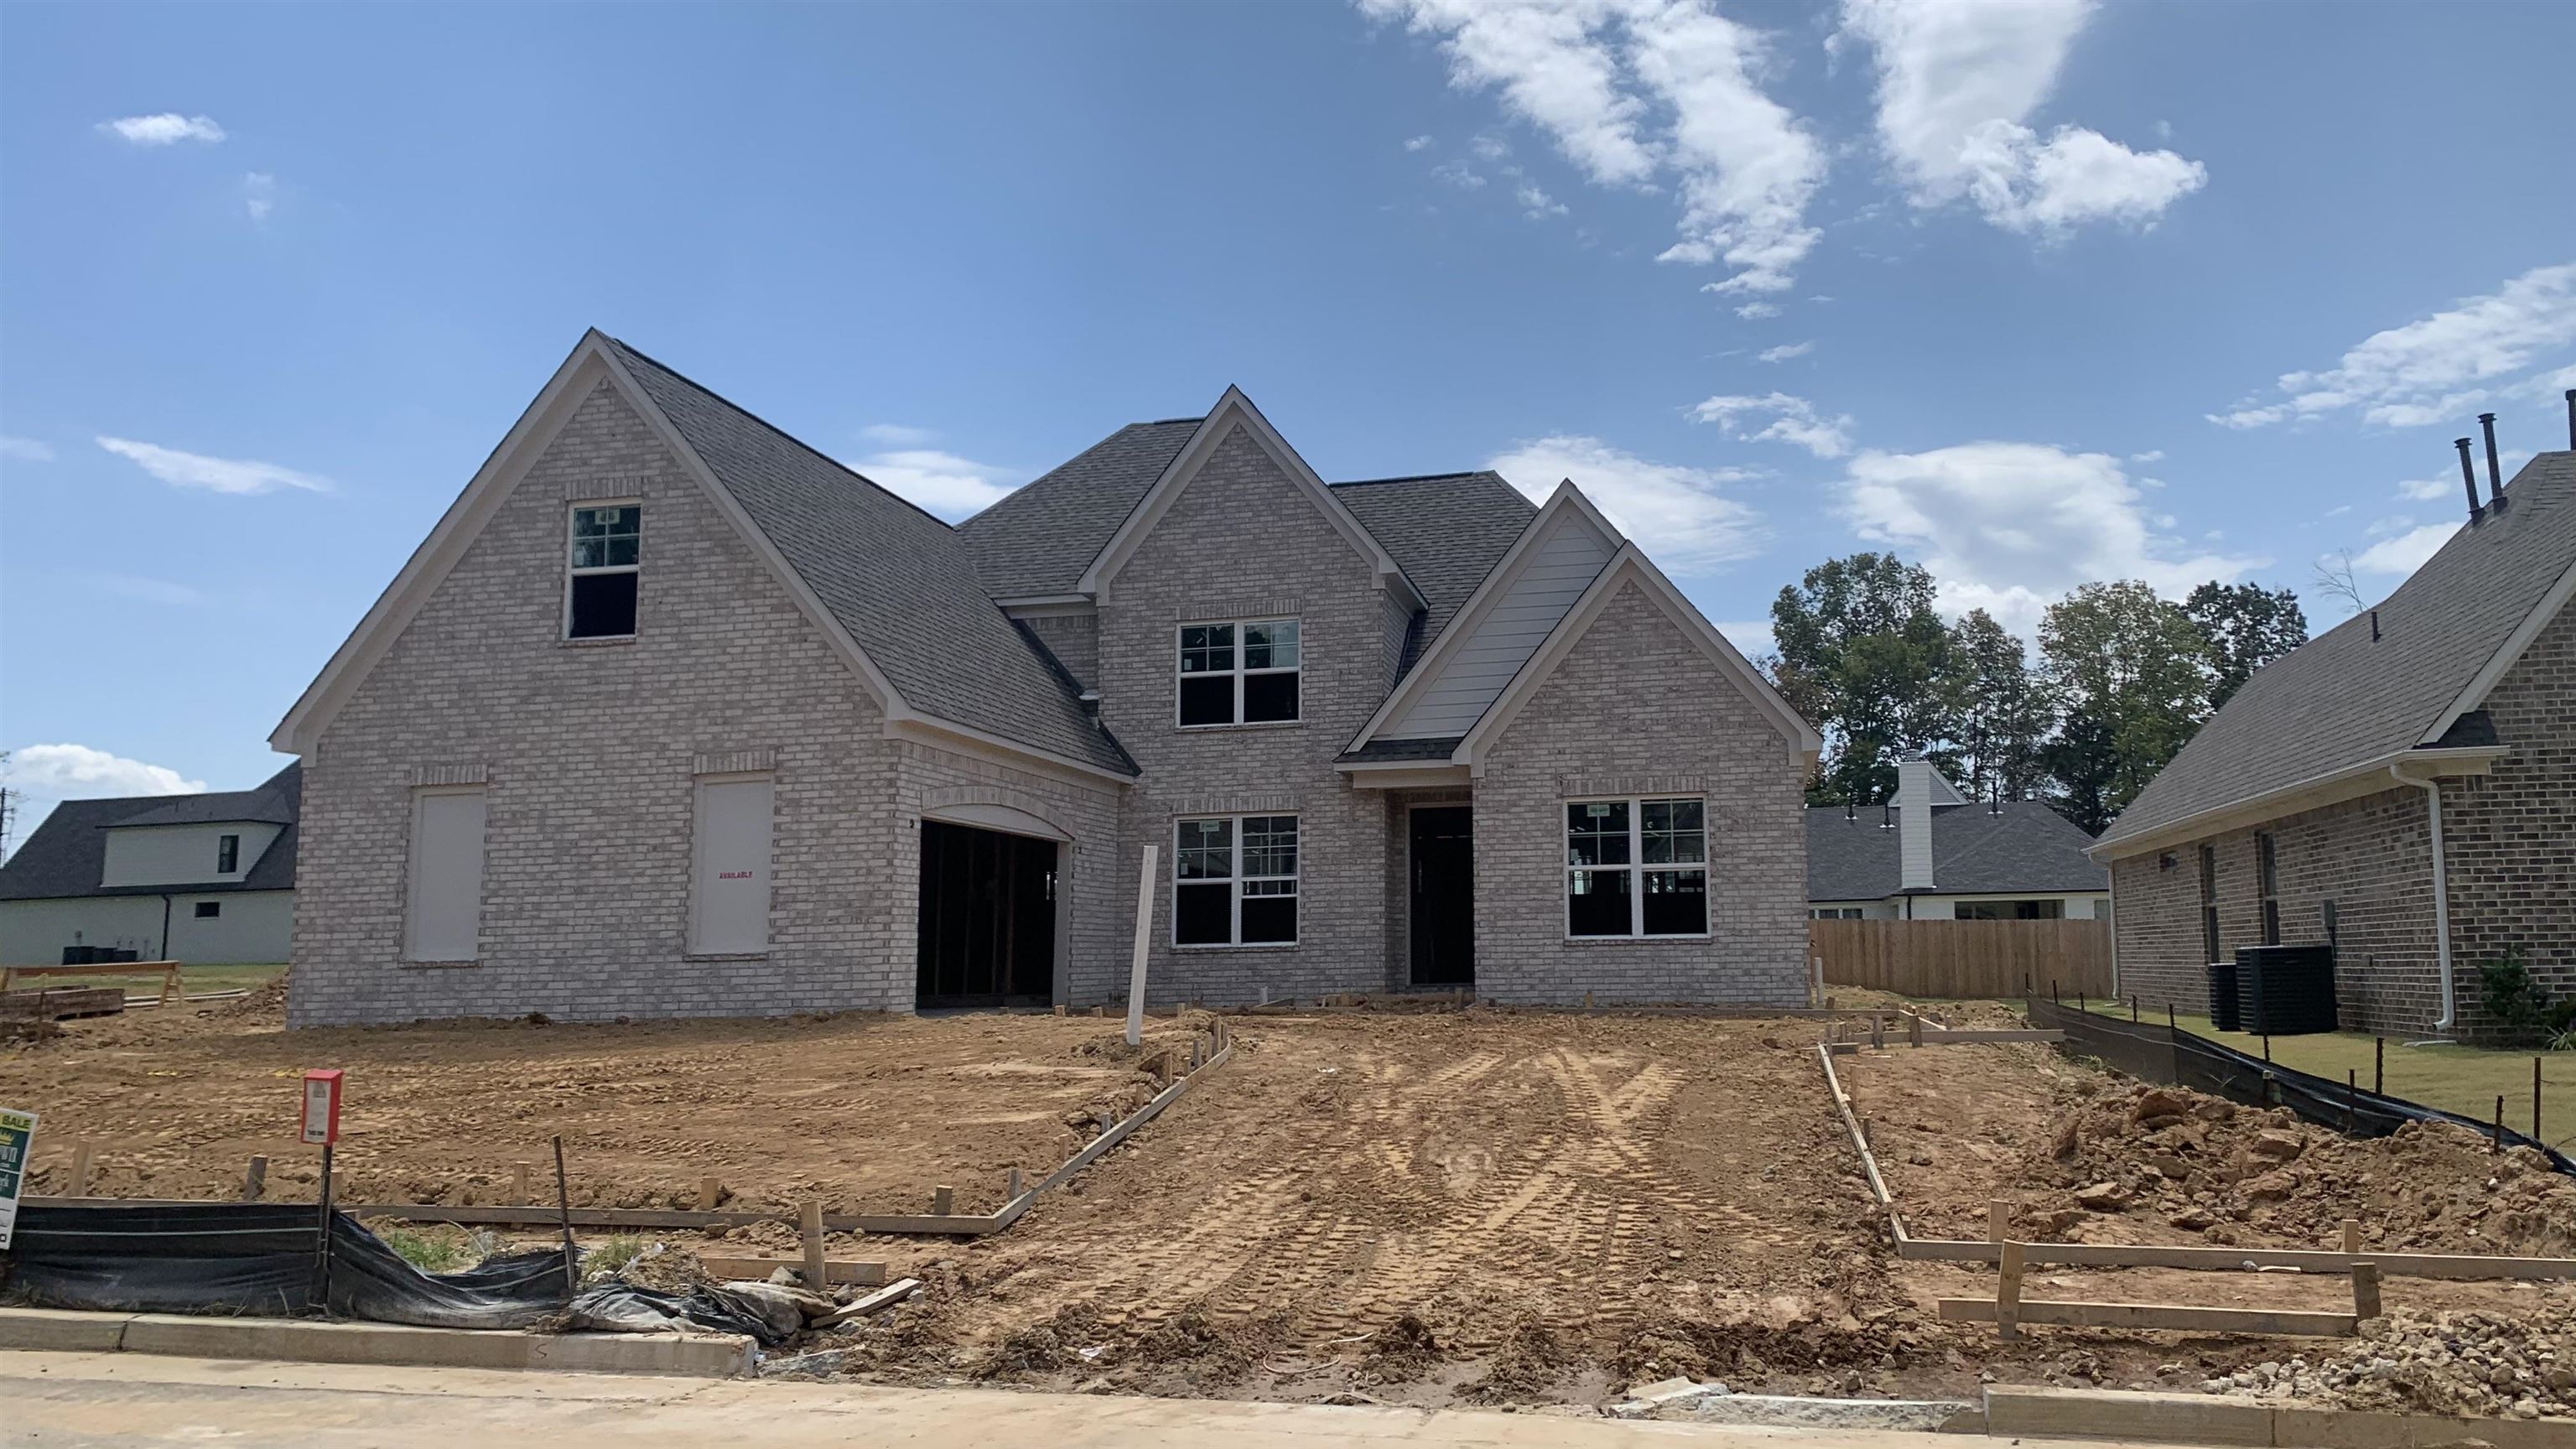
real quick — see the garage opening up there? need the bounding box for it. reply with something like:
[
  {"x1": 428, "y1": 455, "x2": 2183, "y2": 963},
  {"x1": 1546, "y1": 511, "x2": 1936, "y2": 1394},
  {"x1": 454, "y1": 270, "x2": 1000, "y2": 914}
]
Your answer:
[{"x1": 916, "y1": 819, "x2": 1057, "y2": 1009}]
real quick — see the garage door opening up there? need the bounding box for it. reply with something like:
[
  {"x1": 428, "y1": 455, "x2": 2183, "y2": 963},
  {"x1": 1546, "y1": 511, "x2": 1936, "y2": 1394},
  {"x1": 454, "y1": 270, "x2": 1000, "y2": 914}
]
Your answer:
[{"x1": 916, "y1": 819, "x2": 1057, "y2": 1010}]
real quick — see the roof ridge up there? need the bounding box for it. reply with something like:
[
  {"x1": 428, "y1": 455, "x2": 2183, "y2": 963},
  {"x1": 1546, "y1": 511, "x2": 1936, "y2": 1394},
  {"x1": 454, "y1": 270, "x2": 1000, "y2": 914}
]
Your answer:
[
  {"x1": 1331, "y1": 470, "x2": 1498, "y2": 488},
  {"x1": 604, "y1": 335, "x2": 959, "y2": 536}
]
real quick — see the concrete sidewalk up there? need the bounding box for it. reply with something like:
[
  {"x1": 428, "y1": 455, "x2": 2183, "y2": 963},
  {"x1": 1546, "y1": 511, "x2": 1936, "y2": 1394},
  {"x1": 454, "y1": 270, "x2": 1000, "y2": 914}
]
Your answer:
[{"x1": 0, "y1": 1350, "x2": 2179, "y2": 1449}]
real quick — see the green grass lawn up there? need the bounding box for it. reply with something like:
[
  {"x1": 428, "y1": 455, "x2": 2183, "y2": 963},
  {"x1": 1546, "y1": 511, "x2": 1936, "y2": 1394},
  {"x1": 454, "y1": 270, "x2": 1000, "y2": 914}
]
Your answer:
[
  {"x1": 7, "y1": 961, "x2": 286, "y2": 1000},
  {"x1": 2076, "y1": 999, "x2": 2575, "y2": 1150}
]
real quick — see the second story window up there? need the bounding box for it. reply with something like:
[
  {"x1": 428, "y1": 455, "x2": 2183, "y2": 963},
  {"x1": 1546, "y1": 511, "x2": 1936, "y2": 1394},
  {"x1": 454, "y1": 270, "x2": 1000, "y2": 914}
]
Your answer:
[
  {"x1": 567, "y1": 503, "x2": 641, "y2": 639},
  {"x1": 1176, "y1": 620, "x2": 1299, "y2": 727},
  {"x1": 216, "y1": 834, "x2": 239, "y2": 873}
]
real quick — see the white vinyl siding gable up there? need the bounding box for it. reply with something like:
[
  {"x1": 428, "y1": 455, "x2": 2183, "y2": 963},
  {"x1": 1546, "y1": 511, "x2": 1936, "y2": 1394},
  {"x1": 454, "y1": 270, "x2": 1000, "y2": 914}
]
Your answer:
[
  {"x1": 99, "y1": 823, "x2": 284, "y2": 888},
  {"x1": 1379, "y1": 510, "x2": 1616, "y2": 739}
]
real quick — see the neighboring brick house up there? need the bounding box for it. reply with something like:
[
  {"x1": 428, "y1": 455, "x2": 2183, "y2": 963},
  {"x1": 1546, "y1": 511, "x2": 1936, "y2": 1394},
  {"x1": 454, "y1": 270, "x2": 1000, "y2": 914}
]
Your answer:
[
  {"x1": 2093, "y1": 438, "x2": 2576, "y2": 1041},
  {"x1": 274, "y1": 331, "x2": 1820, "y2": 1026}
]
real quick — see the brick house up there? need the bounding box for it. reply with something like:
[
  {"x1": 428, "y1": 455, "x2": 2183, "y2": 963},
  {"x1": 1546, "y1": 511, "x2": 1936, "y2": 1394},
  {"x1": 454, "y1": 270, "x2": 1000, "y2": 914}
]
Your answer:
[
  {"x1": 2092, "y1": 436, "x2": 2576, "y2": 1041},
  {"x1": 273, "y1": 332, "x2": 1820, "y2": 1026}
]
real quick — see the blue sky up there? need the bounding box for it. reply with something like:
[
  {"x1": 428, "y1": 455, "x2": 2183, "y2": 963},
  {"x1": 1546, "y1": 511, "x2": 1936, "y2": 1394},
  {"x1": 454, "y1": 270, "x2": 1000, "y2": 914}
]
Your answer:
[{"x1": 3, "y1": 0, "x2": 2572, "y2": 844}]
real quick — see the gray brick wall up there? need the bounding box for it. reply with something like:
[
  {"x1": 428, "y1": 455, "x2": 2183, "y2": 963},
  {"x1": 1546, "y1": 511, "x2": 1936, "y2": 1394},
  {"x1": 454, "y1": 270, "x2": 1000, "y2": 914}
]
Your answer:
[
  {"x1": 1021, "y1": 610, "x2": 1098, "y2": 691},
  {"x1": 289, "y1": 379, "x2": 1121, "y2": 1026},
  {"x1": 2111, "y1": 599, "x2": 2575, "y2": 1041},
  {"x1": 1471, "y1": 579, "x2": 1809, "y2": 1006},
  {"x1": 1090, "y1": 423, "x2": 1404, "y2": 1007}
]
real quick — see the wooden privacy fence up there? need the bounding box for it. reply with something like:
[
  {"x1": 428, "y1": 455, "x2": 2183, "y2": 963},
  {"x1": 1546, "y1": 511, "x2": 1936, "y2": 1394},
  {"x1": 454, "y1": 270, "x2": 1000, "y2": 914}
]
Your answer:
[{"x1": 1810, "y1": 918, "x2": 2111, "y2": 999}]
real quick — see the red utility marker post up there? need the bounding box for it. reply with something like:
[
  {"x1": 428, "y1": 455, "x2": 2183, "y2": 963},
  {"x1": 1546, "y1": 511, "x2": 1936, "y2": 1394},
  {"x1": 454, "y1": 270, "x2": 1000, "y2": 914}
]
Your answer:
[{"x1": 303, "y1": 1070, "x2": 345, "y2": 1312}]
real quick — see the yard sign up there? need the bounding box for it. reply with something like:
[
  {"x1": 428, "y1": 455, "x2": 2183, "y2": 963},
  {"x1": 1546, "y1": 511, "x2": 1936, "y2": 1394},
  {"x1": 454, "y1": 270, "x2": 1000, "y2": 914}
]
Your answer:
[
  {"x1": 300, "y1": 1070, "x2": 344, "y2": 1146},
  {"x1": 0, "y1": 1106, "x2": 35, "y2": 1251}
]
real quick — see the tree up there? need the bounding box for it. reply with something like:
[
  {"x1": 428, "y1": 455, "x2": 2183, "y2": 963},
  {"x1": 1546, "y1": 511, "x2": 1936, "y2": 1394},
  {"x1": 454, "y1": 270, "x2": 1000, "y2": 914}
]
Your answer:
[
  {"x1": 2038, "y1": 582, "x2": 2214, "y2": 833},
  {"x1": 1768, "y1": 553, "x2": 1957, "y2": 804},
  {"x1": 1945, "y1": 610, "x2": 2051, "y2": 802},
  {"x1": 2184, "y1": 581, "x2": 2308, "y2": 711}
]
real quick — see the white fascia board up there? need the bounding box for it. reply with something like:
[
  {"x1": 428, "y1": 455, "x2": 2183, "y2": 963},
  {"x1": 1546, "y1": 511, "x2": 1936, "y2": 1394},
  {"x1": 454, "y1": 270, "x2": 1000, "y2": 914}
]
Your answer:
[
  {"x1": 1078, "y1": 386, "x2": 1426, "y2": 613},
  {"x1": 2087, "y1": 745, "x2": 2508, "y2": 860},
  {"x1": 1455, "y1": 544, "x2": 1825, "y2": 772},
  {"x1": 268, "y1": 331, "x2": 909, "y2": 756},
  {"x1": 2416, "y1": 553, "x2": 2576, "y2": 746},
  {"x1": 885, "y1": 711, "x2": 1137, "y2": 788},
  {"x1": 1343, "y1": 480, "x2": 1622, "y2": 752}
]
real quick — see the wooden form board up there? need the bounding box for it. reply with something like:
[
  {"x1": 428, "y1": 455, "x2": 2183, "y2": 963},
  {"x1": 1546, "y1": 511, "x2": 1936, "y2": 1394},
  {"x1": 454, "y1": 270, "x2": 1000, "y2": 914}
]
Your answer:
[
  {"x1": 1901, "y1": 1236, "x2": 2576, "y2": 1282},
  {"x1": 1941, "y1": 1297, "x2": 2357, "y2": 1337},
  {"x1": 1815, "y1": 1043, "x2": 1893, "y2": 1209},
  {"x1": 1810, "y1": 917, "x2": 2111, "y2": 998},
  {"x1": 0, "y1": 961, "x2": 184, "y2": 1006}
]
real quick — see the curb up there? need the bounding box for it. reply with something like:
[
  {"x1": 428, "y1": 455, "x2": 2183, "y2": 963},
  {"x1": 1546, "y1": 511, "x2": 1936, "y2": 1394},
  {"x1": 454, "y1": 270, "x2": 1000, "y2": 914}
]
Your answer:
[
  {"x1": 0, "y1": 1307, "x2": 750, "y2": 1379},
  {"x1": 1984, "y1": 1386, "x2": 2576, "y2": 1449}
]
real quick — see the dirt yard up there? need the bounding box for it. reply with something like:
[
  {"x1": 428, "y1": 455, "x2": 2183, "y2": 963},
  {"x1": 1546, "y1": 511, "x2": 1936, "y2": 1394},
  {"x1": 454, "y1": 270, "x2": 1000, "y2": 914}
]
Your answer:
[
  {"x1": 0, "y1": 987, "x2": 1200, "y2": 1215},
  {"x1": 4, "y1": 991, "x2": 2569, "y2": 1415}
]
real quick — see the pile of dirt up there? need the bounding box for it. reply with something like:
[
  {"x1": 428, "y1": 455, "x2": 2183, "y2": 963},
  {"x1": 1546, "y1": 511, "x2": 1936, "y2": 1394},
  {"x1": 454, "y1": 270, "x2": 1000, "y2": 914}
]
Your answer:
[
  {"x1": 1357, "y1": 1313, "x2": 1446, "y2": 1384},
  {"x1": 2199, "y1": 1310, "x2": 2575, "y2": 1420},
  {"x1": 1461, "y1": 1320, "x2": 1579, "y2": 1402},
  {"x1": 2013, "y1": 1081, "x2": 2576, "y2": 1255}
]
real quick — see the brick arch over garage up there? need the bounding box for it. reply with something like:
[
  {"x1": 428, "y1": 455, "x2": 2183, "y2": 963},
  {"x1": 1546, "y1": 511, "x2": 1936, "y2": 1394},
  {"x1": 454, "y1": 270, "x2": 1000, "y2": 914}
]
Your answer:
[{"x1": 917, "y1": 785, "x2": 1078, "y2": 843}]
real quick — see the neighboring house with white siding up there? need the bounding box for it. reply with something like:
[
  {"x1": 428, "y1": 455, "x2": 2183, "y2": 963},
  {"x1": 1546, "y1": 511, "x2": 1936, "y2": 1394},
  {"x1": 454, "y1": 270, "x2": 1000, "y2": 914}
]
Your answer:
[
  {"x1": 273, "y1": 331, "x2": 1820, "y2": 1026},
  {"x1": 1807, "y1": 757, "x2": 2108, "y2": 922},
  {"x1": 0, "y1": 764, "x2": 300, "y2": 966}
]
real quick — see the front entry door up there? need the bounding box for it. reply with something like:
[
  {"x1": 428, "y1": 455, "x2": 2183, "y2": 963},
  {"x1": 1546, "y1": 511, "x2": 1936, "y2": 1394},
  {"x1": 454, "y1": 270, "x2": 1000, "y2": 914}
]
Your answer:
[
  {"x1": 917, "y1": 821, "x2": 1057, "y2": 1008},
  {"x1": 1409, "y1": 807, "x2": 1475, "y2": 987}
]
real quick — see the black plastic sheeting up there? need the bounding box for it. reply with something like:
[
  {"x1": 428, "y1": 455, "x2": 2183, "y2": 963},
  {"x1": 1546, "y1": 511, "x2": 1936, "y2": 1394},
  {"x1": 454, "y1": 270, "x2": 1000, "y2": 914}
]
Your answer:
[
  {"x1": 1, "y1": 1202, "x2": 573, "y2": 1329},
  {"x1": 2028, "y1": 998, "x2": 2574, "y2": 1176}
]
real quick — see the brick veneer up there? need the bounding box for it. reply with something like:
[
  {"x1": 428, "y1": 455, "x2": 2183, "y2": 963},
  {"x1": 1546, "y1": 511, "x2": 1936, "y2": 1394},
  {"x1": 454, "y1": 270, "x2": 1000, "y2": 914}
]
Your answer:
[
  {"x1": 1472, "y1": 579, "x2": 1810, "y2": 1006},
  {"x1": 2110, "y1": 599, "x2": 2575, "y2": 1041}
]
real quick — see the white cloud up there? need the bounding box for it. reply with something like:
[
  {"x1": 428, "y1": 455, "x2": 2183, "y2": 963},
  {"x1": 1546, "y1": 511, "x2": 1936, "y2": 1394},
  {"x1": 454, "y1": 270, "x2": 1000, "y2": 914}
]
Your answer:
[
  {"x1": 0, "y1": 435, "x2": 55, "y2": 463},
  {"x1": 1716, "y1": 618, "x2": 1778, "y2": 660},
  {"x1": 1689, "y1": 391, "x2": 1855, "y2": 458},
  {"x1": 1405, "y1": 133, "x2": 1437, "y2": 151},
  {"x1": 1838, "y1": 440, "x2": 2260, "y2": 638},
  {"x1": 1733, "y1": 301, "x2": 1780, "y2": 319},
  {"x1": 848, "y1": 449, "x2": 1021, "y2": 521},
  {"x1": 1432, "y1": 158, "x2": 1488, "y2": 190},
  {"x1": 1517, "y1": 181, "x2": 1568, "y2": 217},
  {"x1": 860, "y1": 423, "x2": 937, "y2": 446},
  {"x1": 243, "y1": 172, "x2": 277, "y2": 221},
  {"x1": 96, "y1": 436, "x2": 331, "y2": 495},
  {"x1": 1756, "y1": 340, "x2": 1815, "y2": 362},
  {"x1": 5, "y1": 743, "x2": 205, "y2": 800},
  {"x1": 1362, "y1": 0, "x2": 1826, "y2": 296},
  {"x1": 101, "y1": 113, "x2": 226, "y2": 146},
  {"x1": 1836, "y1": 0, "x2": 2204, "y2": 236},
  {"x1": 2353, "y1": 522, "x2": 2456, "y2": 575},
  {"x1": 1484, "y1": 433, "x2": 1764, "y2": 570},
  {"x1": 2127, "y1": 449, "x2": 2163, "y2": 463},
  {"x1": 95, "y1": 574, "x2": 205, "y2": 606},
  {"x1": 2211, "y1": 262, "x2": 2576, "y2": 429}
]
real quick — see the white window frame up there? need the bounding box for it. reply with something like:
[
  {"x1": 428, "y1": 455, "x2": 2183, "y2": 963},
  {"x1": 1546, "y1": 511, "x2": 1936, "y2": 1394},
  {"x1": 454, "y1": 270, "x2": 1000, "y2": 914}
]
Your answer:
[
  {"x1": 564, "y1": 500, "x2": 641, "y2": 640},
  {"x1": 1564, "y1": 796, "x2": 1710, "y2": 940},
  {"x1": 1171, "y1": 813, "x2": 1300, "y2": 948},
  {"x1": 1174, "y1": 619, "x2": 1301, "y2": 728}
]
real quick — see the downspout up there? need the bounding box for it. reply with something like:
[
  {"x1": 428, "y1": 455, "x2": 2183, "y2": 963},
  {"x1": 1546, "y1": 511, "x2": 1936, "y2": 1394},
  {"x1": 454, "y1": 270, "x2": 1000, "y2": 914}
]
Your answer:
[
  {"x1": 160, "y1": 894, "x2": 174, "y2": 963},
  {"x1": 2390, "y1": 766, "x2": 2455, "y2": 1033}
]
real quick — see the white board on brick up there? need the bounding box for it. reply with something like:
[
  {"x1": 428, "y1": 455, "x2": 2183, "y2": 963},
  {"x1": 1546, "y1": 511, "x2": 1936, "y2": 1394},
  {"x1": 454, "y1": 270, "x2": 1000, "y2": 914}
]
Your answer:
[
  {"x1": 689, "y1": 775, "x2": 773, "y2": 955},
  {"x1": 405, "y1": 787, "x2": 486, "y2": 963}
]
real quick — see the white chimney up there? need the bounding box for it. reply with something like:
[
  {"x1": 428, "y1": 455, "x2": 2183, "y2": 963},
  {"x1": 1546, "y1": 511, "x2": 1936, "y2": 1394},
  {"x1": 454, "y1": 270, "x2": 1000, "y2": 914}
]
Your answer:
[{"x1": 1897, "y1": 756, "x2": 1937, "y2": 892}]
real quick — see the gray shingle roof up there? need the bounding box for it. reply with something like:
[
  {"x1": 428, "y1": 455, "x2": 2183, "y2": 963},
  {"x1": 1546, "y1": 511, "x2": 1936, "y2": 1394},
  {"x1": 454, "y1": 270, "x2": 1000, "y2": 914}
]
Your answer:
[
  {"x1": 1331, "y1": 472, "x2": 1537, "y2": 654},
  {"x1": 957, "y1": 420, "x2": 1202, "y2": 598},
  {"x1": 1807, "y1": 802, "x2": 2108, "y2": 901},
  {"x1": 2101, "y1": 452, "x2": 2576, "y2": 849},
  {"x1": 606, "y1": 340, "x2": 1137, "y2": 777},
  {"x1": 0, "y1": 764, "x2": 302, "y2": 901},
  {"x1": 1336, "y1": 735, "x2": 1465, "y2": 764}
]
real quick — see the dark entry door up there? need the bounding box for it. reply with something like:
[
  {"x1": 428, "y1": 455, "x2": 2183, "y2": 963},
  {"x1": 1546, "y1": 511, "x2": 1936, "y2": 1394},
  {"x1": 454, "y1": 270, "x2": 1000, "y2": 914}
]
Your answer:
[
  {"x1": 1409, "y1": 807, "x2": 1475, "y2": 987},
  {"x1": 917, "y1": 821, "x2": 1057, "y2": 1008}
]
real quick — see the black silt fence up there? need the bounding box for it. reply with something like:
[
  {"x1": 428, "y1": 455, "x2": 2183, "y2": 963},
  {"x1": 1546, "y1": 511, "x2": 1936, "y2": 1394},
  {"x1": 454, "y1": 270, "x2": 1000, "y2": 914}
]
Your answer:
[{"x1": 2027, "y1": 998, "x2": 2573, "y2": 1177}]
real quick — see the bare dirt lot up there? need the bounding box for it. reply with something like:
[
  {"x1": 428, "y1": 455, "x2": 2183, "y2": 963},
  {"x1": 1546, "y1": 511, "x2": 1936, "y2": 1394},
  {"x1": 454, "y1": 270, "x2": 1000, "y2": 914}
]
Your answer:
[
  {"x1": 0, "y1": 987, "x2": 1198, "y2": 1216},
  {"x1": 4, "y1": 992, "x2": 2569, "y2": 1415}
]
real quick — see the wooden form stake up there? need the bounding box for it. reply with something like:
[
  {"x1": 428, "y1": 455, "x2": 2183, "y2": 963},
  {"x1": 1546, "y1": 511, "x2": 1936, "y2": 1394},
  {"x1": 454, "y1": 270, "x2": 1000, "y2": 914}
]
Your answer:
[
  {"x1": 242, "y1": 1155, "x2": 267, "y2": 1202},
  {"x1": 71, "y1": 1140, "x2": 93, "y2": 1197},
  {"x1": 1996, "y1": 1240, "x2": 2026, "y2": 1340},
  {"x1": 2342, "y1": 1218, "x2": 2361, "y2": 1255},
  {"x1": 512, "y1": 1161, "x2": 532, "y2": 1207},
  {"x1": 800, "y1": 1200, "x2": 827, "y2": 1292},
  {"x1": 1908, "y1": 1012, "x2": 1923, "y2": 1047},
  {"x1": 1006, "y1": 1166, "x2": 1024, "y2": 1200},
  {"x1": 932, "y1": 1185, "x2": 955, "y2": 1216},
  {"x1": 1990, "y1": 1200, "x2": 2009, "y2": 1244},
  {"x1": 699, "y1": 1175, "x2": 721, "y2": 1211},
  {"x1": 2351, "y1": 1260, "x2": 2382, "y2": 1320},
  {"x1": 1124, "y1": 843, "x2": 1157, "y2": 1048}
]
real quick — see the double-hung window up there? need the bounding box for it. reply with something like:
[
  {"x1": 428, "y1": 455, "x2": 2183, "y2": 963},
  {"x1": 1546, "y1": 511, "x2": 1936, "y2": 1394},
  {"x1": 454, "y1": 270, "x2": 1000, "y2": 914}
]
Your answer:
[
  {"x1": 1566, "y1": 797, "x2": 1706, "y2": 937},
  {"x1": 1176, "y1": 620, "x2": 1299, "y2": 726},
  {"x1": 216, "y1": 834, "x2": 240, "y2": 874},
  {"x1": 1173, "y1": 814, "x2": 1298, "y2": 946},
  {"x1": 566, "y1": 503, "x2": 641, "y2": 639}
]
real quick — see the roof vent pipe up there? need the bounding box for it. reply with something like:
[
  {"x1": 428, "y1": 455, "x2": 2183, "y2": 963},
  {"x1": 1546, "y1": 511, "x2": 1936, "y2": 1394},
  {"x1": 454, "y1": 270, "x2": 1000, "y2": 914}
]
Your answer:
[
  {"x1": 2455, "y1": 438, "x2": 2483, "y2": 523},
  {"x1": 2566, "y1": 388, "x2": 2574, "y2": 450},
  {"x1": 2479, "y1": 413, "x2": 2506, "y2": 512}
]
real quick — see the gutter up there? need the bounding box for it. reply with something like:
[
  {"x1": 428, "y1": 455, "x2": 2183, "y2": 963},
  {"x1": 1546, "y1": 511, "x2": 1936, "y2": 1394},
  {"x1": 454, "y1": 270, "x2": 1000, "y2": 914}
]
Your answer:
[{"x1": 2388, "y1": 766, "x2": 2456, "y2": 1034}]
